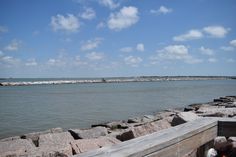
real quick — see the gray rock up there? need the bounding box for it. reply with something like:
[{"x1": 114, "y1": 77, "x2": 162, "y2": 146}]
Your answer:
[
  {"x1": 69, "y1": 126, "x2": 108, "y2": 139},
  {"x1": 171, "y1": 112, "x2": 199, "y2": 126},
  {"x1": 71, "y1": 136, "x2": 120, "y2": 154},
  {"x1": 0, "y1": 139, "x2": 36, "y2": 157},
  {"x1": 38, "y1": 132, "x2": 74, "y2": 157}
]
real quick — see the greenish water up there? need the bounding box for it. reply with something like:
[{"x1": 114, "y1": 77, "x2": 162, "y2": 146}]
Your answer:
[{"x1": 0, "y1": 79, "x2": 236, "y2": 139}]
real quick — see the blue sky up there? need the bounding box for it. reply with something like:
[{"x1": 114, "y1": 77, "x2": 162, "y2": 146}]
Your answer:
[{"x1": 0, "y1": 0, "x2": 236, "y2": 78}]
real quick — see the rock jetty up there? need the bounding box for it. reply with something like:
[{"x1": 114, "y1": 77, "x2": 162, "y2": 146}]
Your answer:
[
  {"x1": 0, "y1": 96, "x2": 236, "y2": 157},
  {"x1": 0, "y1": 76, "x2": 234, "y2": 86}
]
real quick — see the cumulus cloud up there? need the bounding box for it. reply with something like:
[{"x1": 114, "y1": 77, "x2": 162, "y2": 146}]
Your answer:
[
  {"x1": 25, "y1": 58, "x2": 38, "y2": 66},
  {"x1": 98, "y1": 0, "x2": 119, "y2": 9},
  {"x1": 203, "y1": 26, "x2": 229, "y2": 38},
  {"x1": 124, "y1": 55, "x2": 142, "y2": 67},
  {"x1": 157, "y1": 45, "x2": 202, "y2": 64},
  {"x1": 230, "y1": 39, "x2": 236, "y2": 47},
  {"x1": 51, "y1": 14, "x2": 80, "y2": 33},
  {"x1": 80, "y1": 38, "x2": 103, "y2": 51},
  {"x1": 136, "y1": 43, "x2": 144, "y2": 52},
  {"x1": 0, "y1": 26, "x2": 8, "y2": 33},
  {"x1": 150, "y1": 6, "x2": 172, "y2": 15},
  {"x1": 5, "y1": 39, "x2": 22, "y2": 51},
  {"x1": 199, "y1": 46, "x2": 214, "y2": 56},
  {"x1": 80, "y1": 8, "x2": 96, "y2": 20},
  {"x1": 120, "y1": 47, "x2": 133, "y2": 52},
  {"x1": 86, "y1": 52, "x2": 105, "y2": 61},
  {"x1": 173, "y1": 30, "x2": 203, "y2": 41},
  {"x1": 108, "y1": 6, "x2": 139, "y2": 31}
]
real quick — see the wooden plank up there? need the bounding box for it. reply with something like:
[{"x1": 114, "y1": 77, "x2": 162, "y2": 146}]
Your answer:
[
  {"x1": 218, "y1": 118, "x2": 236, "y2": 137},
  {"x1": 145, "y1": 126, "x2": 217, "y2": 157},
  {"x1": 76, "y1": 118, "x2": 218, "y2": 157}
]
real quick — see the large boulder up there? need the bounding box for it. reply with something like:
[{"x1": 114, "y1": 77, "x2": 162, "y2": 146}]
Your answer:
[
  {"x1": 38, "y1": 132, "x2": 74, "y2": 156},
  {"x1": 171, "y1": 112, "x2": 199, "y2": 126},
  {"x1": 20, "y1": 127, "x2": 63, "y2": 147},
  {"x1": 0, "y1": 139, "x2": 36, "y2": 157},
  {"x1": 68, "y1": 126, "x2": 108, "y2": 139},
  {"x1": 71, "y1": 136, "x2": 120, "y2": 154},
  {"x1": 133, "y1": 119, "x2": 171, "y2": 138},
  {"x1": 116, "y1": 119, "x2": 171, "y2": 141}
]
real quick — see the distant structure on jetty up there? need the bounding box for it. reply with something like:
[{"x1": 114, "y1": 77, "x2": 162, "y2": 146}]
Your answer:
[{"x1": 0, "y1": 76, "x2": 235, "y2": 86}]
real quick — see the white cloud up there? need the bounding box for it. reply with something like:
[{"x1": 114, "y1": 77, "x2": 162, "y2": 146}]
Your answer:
[
  {"x1": 173, "y1": 30, "x2": 203, "y2": 41},
  {"x1": 136, "y1": 43, "x2": 144, "y2": 52},
  {"x1": 157, "y1": 45, "x2": 202, "y2": 64},
  {"x1": 230, "y1": 39, "x2": 236, "y2": 47},
  {"x1": 203, "y1": 26, "x2": 229, "y2": 38},
  {"x1": 199, "y1": 46, "x2": 214, "y2": 56},
  {"x1": 124, "y1": 55, "x2": 142, "y2": 67},
  {"x1": 158, "y1": 45, "x2": 189, "y2": 60},
  {"x1": 150, "y1": 6, "x2": 172, "y2": 15},
  {"x1": 25, "y1": 58, "x2": 38, "y2": 66},
  {"x1": 98, "y1": 0, "x2": 119, "y2": 9},
  {"x1": 120, "y1": 47, "x2": 133, "y2": 52},
  {"x1": 5, "y1": 39, "x2": 22, "y2": 51},
  {"x1": 80, "y1": 8, "x2": 96, "y2": 20},
  {"x1": 0, "y1": 26, "x2": 8, "y2": 33},
  {"x1": 86, "y1": 52, "x2": 105, "y2": 61},
  {"x1": 0, "y1": 55, "x2": 21, "y2": 65},
  {"x1": 208, "y1": 58, "x2": 217, "y2": 63},
  {"x1": 80, "y1": 38, "x2": 103, "y2": 51},
  {"x1": 108, "y1": 6, "x2": 139, "y2": 31},
  {"x1": 51, "y1": 14, "x2": 80, "y2": 33},
  {"x1": 220, "y1": 46, "x2": 234, "y2": 51}
]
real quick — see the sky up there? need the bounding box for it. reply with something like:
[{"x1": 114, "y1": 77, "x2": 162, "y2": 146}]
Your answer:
[{"x1": 0, "y1": 0, "x2": 236, "y2": 78}]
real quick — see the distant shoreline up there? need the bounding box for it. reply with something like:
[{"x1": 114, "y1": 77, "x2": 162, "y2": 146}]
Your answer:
[{"x1": 0, "y1": 76, "x2": 235, "y2": 86}]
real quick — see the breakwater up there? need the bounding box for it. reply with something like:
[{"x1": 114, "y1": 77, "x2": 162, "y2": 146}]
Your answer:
[
  {"x1": 0, "y1": 76, "x2": 234, "y2": 86},
  {"x1": 0, "y1": 96, "x2": 236, "y2": 157}
]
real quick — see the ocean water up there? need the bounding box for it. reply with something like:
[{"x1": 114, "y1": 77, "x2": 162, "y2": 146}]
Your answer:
[{"x1": 0, "y1": 79, "x2": 236, "y2": 139}]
